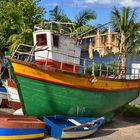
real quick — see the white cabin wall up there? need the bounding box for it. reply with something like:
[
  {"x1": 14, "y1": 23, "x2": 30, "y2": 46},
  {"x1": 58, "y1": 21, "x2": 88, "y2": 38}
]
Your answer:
[
  {"x1": 33, "y1": 30, "x2": 52, "y2": 60},
  {"x1": 33, "y1": 30, "x2": 81, "y2": 65},
  {"x1": 52, "y1": 35, "x2": 81, "y2": 65}
]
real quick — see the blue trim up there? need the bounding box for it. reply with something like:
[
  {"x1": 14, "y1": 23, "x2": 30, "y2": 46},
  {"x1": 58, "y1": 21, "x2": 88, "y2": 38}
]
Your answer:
[
  {"x1": 0, "y1": 87, "x2": 7, "y2": 92},
  {"x1": 0, "y1": 128, "x2": 45, "y2": 136}
]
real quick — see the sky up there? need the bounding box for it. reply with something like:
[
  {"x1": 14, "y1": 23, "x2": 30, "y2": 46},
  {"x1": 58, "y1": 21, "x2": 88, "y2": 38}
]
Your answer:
[{"x1": 38, "y1": 0, "x2": 140, "y2": 25}]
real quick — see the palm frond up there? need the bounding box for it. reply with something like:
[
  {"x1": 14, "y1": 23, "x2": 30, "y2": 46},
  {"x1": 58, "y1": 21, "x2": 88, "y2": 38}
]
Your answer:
[
  {"x1": 127, "y1": 8, "x2": 137, "y2": 28},
  {"x1": 7, "y1": 34, "x2": 20, "y2": 44},
  {"x1": 128, "y1": 44, "x2": 140, "y2": 53},
  {"x1": 75, "y1": 9, "x2": 96, "y2": 27},
  {"x1": 49, "y1": 5, "x2": 62, "y2": 21},
  {"x1": 111, "y1": 7, "x2": 122, "y2": 32},
  {"x1": 76, "y1": 25, "x2": 92, "y2": 34},
  {"x1": 9, "y1": 38, "x2": 22, "y2": 52},
  {"x1": 9, "y1": 11, "x2": 25, "y2": 33}
]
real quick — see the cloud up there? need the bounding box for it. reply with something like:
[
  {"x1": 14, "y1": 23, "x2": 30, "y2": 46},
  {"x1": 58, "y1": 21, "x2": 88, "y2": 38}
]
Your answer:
[
  {"x1": 43, "y1": 0, "x2": 140, "y2": 9},
  {"x1": 83, "y1": 0, "x2": 140, "y2": 7},
  {"x1": 65, "y1": 0, "x2": 90, "y2": 8},
  {"x1": 84, "y1": 0, "x2": 112, "y2": 5},
  {"x1": 43, "y1": 2, "x2": 58, "y2": 8},
  {"x1": 67, "y1": 0, "x2": 140, "y2": 8},
  {"x1": 120, "y1": 0, "x2": 140, "y2": 7},
  {"x1": 67, "y1": 0, "x2": 113, "y2": 8}
]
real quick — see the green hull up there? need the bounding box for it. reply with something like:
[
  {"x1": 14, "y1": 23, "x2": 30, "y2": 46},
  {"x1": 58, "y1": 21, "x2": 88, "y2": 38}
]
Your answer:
[{"x1": 16, "y1": 75, "x2": 139, "y2": 119}]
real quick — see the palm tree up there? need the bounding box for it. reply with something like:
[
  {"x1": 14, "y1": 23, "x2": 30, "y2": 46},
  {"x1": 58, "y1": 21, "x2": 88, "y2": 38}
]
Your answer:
[
  {"x1": 49, "y1": 5, "x2": 70, "y2": 22},
  {"x1": 49, "y1": 5, "x2": 72, "y2": 32},
  {"x1": 75, "y1": 9, "x2": 96, "y2": 27},
  {"x1": 49, "y1": 6, "x2": 96, "y2": 37},
  {"x1": 7, "y1": 12, "x2": 32, "y2": 51},
  {"x1": 73, "y1": 9, "x2": 96, "y2": 36},
  {"x1": 111, "y1": 7, "x2": 139, "y2": 76}
]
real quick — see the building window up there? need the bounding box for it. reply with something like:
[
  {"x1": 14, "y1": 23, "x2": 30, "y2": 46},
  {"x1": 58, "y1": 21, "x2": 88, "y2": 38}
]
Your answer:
[
  {"x1": 36, "y1": 34, "x2": 47, "y2": 46},
  {"x1": 53, "y1": 34, "x2": 59, "y2": 47}
]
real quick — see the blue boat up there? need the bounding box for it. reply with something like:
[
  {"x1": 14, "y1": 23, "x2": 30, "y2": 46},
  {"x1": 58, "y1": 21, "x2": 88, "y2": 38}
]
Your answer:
[{"x1": 43, "y1": 115, "x2": 104, "y2": 139}]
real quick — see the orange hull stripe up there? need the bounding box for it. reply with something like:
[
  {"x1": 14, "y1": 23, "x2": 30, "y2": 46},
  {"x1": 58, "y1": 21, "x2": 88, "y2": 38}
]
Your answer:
[{"x1": 12, "y1": 62, "x2": 140, "y2": 91}]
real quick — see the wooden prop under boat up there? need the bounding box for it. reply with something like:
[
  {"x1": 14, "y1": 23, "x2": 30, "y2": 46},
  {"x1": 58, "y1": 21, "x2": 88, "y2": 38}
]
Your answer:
[
  {"x1": 3, "y1": 28, "x2": 140, "y2": 121},
  {"x1": 43, "y1": 115, "x2": 104, "y2": 139},
  {"x1": 0, "y1": 114, "x2": 45, "y2": 139}
]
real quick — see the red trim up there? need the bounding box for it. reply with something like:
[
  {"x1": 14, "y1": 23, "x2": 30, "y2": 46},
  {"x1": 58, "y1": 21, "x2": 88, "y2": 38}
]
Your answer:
[
  {"x1": 7, "y1": 79, "x2": 16, "y2": 88},
  {"x1": 0, "y1": 99, "x2": 9, "y2": 107},
  {"x1": 8, "y1": 100, "x2": 21, "y2": 110},
  {"x1": 35, "y1": 59, "x2": 80, "y2": 73},
  {"x1": 15, "y1": 72, "x2": 136, "y2": 92}
]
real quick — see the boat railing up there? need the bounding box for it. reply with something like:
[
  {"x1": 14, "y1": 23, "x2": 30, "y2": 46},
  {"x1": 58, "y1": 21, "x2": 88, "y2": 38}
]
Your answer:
[{"x1": 10, "y1": 44, "x2": 140, "y2": 80}]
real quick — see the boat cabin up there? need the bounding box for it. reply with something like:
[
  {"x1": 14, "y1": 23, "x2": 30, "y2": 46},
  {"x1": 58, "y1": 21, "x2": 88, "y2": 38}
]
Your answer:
[{"x1": 33, "y1": 30, "x2": 81, "y2": 72}]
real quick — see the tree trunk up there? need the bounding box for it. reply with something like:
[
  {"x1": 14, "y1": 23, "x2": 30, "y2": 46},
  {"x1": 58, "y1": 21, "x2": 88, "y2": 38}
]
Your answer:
[{"x1": 120, "y1": 32, "x2": 126, "y2": 78}]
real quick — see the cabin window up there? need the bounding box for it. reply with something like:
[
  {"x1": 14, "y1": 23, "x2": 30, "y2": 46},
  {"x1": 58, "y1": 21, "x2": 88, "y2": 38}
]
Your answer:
[
  {"x1": 36, "y1": 34, "x2": 47, "y2": 46},
  {"x1": 53, "y1": 34, "x2": 59, "y2": 47}
]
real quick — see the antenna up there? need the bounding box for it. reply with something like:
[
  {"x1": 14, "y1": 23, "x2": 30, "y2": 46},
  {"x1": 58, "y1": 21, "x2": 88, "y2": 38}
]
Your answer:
[
  {"x1": 75, "y1": 0, "x2": 79, "y2": 15},
  {"x1": 62, "y1": 0, "x2": 64, "y2": 15}
]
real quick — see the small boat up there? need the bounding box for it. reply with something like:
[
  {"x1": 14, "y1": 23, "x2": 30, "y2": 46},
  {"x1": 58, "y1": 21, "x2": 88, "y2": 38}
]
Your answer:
[
  {"x1": 5, "y1": 79, "x2": 21, "y2": 110},
  {"x1": 43, "y1": 115, "x2": 104, "y2": 139},
  {"x1": 0, "y1": 114, "x2": 45, "y2": 139},
  {"x1": 0, "y1": 87, "x2": 8, "y2": 107}
]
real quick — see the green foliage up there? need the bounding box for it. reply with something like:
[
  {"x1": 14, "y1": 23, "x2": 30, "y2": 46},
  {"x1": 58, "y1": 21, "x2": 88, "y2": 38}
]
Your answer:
[
  {"x1": 111, "y1": 7, "x2": 137, "y2": 33},
  {"x1": 75, "y1": 9, "x2": 96, "y2": 27},
  {"x1": 48, "y1": 6, "x2": 96, "y2": 37},
  {"x1": 48, "y1": 5, "x2": 72, "y2": 33},
  {"x1": 119, "y1": 104, "x2": 140, "y2": 117},
  {"x1": 0, "y1": 0, "x2": 45, "y2": 52},
  {"x1": 73, "y1": 9, "x2": 96, "y2": 36},
  {"x1": 85, "y1": 66, "x2": 93, "y2": 75},
  {"x1": 49, "y1": 5, "x2": 71, "y2": 22},
  {"x1": 85, "y1": 61, "x2": 119, "y2": 76},
  {"x1": 127, "y1": 23, "x2": 140, "y2": 53},
  {"x1": 76, "y1": 25, "x2": 93, "y2": 35}
]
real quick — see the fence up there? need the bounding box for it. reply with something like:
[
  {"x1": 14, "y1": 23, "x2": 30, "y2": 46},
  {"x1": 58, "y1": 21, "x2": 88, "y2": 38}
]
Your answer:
[{"x1": 11, "y1": 44, "x2": 140, "y2": 80}]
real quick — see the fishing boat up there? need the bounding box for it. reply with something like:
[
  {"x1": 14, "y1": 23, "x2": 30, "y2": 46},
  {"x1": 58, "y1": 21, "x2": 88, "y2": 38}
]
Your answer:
[
  {"x1": 0, "y1": 114, "x2": 45, "y2": 139},
  {"x1": 43, "y1": 115, "x2": 104, "y2": 139},
  {"x1": 3, "y1": 22, "x2": 140, "y2": 120}
]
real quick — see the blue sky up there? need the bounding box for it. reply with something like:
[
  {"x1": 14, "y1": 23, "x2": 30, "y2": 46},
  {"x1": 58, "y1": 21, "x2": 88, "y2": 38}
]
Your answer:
[{"x1": 38, "y1": 0, "x2": 140, "y2": 25}]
